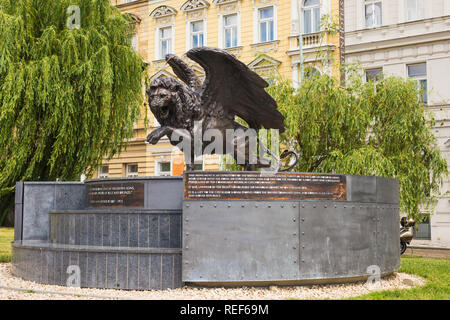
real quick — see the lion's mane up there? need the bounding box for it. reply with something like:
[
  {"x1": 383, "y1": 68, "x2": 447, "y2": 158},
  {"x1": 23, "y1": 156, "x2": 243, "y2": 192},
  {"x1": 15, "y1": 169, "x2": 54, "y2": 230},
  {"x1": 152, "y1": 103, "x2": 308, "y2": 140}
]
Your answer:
[{"x1": 149, "y1": 77, "x2": 201, "y2": 129}]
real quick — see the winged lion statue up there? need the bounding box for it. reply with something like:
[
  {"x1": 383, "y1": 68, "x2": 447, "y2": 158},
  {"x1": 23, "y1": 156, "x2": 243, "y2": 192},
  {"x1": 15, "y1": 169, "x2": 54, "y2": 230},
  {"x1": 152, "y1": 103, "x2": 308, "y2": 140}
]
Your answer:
[{"x1": 145, "y1": 47, "x2": 297, "y2": 171}]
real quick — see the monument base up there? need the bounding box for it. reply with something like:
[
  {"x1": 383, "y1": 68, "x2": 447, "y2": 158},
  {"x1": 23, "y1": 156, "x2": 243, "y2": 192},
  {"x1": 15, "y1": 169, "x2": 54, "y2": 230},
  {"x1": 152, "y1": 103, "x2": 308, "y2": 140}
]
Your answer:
[{"x1": 11, "y1": 172, "x2": 400, "y2": 290}]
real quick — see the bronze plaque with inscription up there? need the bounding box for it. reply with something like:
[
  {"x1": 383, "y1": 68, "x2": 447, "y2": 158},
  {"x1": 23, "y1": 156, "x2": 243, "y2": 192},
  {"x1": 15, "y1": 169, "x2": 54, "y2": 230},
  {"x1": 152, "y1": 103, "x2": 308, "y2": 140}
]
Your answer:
[
  {"x1": 86, "y1": 182, "x2": 145, "y2": 207},
  {"x1": 184, "y1": 172, "x2": 346, "y2": 201}
]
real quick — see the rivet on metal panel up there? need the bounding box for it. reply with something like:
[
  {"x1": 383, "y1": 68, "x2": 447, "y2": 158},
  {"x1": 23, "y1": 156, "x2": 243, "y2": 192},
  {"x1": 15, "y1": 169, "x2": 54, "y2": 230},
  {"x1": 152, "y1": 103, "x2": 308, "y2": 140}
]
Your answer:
[
  {"x1": 302, "y1": 232, "x2": 305, "y2": 235},
  {"x1": 293, "y1": 218, "x2": 296, "y2": 222},
  {"x1": 241, "y1": 204, "x2": 245, "y2": 208},
  {"x1": 302, "y1": 246, "x2": 305, "y2": 249},
  {"x1": 185, "y1": 246, "x2": 189, "y2": 249},
  {"x1": 302, "y1": 205, "x2": 305, "y2": 208},
  {"x1": 200, "y1": 204, "x2": 203, "y2": 208},
  {"x1": 227, "y1": 204, "x2": 231, "y2": 208},
  {"x1": 293, "y1": 246, "x2": 296, "y2": 250},
  {"x1": 293, "y1": 205, "x2": 296, "y2": 208},
  {"x1": 313, "y1": 205, "x2": 316, "y2": 208},
  {"x1": 268, "y1": 205, "x2": 271, "y2": 208},
  {"x1": 255, "y1": 205, "x2": 258, "y2": 208},
  {"x1": 281, "y1": 205, "x2": 284, "y2": 208},
  {"x1": 302, "y1": 260, "x2": 305, "y2": 263},
  {"x1": 293, "y1": 233, "x2": 297, "y2": 236},
  {"x1": 294, "y1": 260, "x2": 297, "y2": 264},
  {"x1": 301, "y1": 218, "x2": 305, "y2": 222},
  {"x1": 334, "y1": 205, "x2": 337, "y2": 208},
  {"x1": 214, "y1": 204, "x2": 217, "y2": 208},
  {"x1": 185, "y1": 218, "x2": 189, "y2": 222},
  {"x1": 186, "y1": 204, "x2": 190, "y2": 208},
  {"x1": 186, "y1": 233, "x2": 189, "y2": 236}
]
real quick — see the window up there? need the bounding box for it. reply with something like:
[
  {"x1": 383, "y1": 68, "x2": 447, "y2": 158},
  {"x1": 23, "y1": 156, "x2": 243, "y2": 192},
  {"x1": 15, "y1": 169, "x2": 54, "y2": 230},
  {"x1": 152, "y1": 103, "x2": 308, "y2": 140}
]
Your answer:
[
  {"x1": 223, "y1": 14, "x2": 238, "y2": 48},
  {"x1": 126, "y1": 164, "x2": 138, "y2": 178},
  {"x1": 304, "y1": 0, "x2": 320, "y2": 34},
  {"x1": 305, "y1": 66, "x2": 321, "y2": 79},
  {"x1": 365, "y1": 0, "x2": 382, "y2": 28},
  {"x1": 258, "y1": 7, "x2": 275, "y2": 42},
  {"x1": 98, "y1": 165, "x2": 109, "y2": 179},
  {"x1": 131, "y1": 33, "x2": 138, "y2": 51},
  {"x1": 365, "y1": 68, "x2": 383, "y2": 82},
  {"x1": 405, "y1": 0, "x2": 424, "y2": 21},
  {"x1": 156, "y1": 160, "x2": 171, "y2": 176},
  {"x1": 190, "y1": 21, "x2": 204, "y2": 48},
  {"x1": 408, "y1": 63, "x2": 427, "y2": 104},
  {"x1": 159, "y1": 27, "x2": 172, "y2": 59}
]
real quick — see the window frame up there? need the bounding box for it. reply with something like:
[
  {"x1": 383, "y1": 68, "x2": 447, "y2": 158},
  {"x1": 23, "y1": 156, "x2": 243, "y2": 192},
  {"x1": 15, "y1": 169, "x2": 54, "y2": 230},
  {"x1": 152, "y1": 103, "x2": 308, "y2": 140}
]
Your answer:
[
  {"x1": 98, "y1": 165, "x2": 109, "y2": 179},
  {"x1": 157, "y1": 26, "x2": 173, "y2": 60},
  {"x1": 155, "y1": 158, "x2": 172, "y2": 176},
  {"x1": 125, "y1": 163, "x2": 139, "y2": 178},
  {"x1": 407, "y1": 63, "x2": 428, "y2": 104},
  {"x1": 223, "y1": 13, "x2": 239, "y2": 49},
  {"x1": 257, "y1": 6, "x2": 276, "y2": 43},
  {"x1": 189, "y1": 19, "x2": 205, "y2": 49},
  {"x1": 365, "y1": 68, "x2": 383, "y2": 82},
  {"x1": 303, "y1": 0, "x2": 321, "y2": 34},
  {"x1": 405, "y1": 0, "x2": 424, "y2": 22},
  {"x1": 365, "y1": 0, "x2": 382, "y2": 28}
]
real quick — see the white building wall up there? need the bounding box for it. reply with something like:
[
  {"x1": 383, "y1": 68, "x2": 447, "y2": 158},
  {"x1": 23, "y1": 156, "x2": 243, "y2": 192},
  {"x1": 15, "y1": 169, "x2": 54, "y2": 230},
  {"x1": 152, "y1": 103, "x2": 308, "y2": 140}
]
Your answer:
[{"x1": 345, "y1": 0, "x2": 450, "y2": 242}]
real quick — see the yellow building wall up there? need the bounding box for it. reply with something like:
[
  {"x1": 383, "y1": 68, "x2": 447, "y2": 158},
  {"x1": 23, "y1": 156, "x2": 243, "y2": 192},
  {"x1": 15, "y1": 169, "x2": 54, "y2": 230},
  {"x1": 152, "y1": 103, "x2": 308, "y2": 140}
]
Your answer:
[{"x1": 100, "y1": 0, "x2": 341, "y2": 179}]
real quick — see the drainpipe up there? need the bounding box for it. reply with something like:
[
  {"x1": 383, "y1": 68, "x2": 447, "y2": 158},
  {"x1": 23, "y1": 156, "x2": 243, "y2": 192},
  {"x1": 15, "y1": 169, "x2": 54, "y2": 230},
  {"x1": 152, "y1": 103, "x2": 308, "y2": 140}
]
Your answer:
[{"x1": 298, "y1": 0, "x2": 304, "y2": 85}]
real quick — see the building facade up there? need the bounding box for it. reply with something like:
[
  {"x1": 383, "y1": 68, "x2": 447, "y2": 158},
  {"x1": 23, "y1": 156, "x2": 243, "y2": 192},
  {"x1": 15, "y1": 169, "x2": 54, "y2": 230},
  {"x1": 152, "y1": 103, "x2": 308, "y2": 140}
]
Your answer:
[
  {"x1": 101, "y1": 0, "x2": 342, "y2": 178},
  {"x1": 345, "y1": 0, "x2": 450, "y2": 242}
]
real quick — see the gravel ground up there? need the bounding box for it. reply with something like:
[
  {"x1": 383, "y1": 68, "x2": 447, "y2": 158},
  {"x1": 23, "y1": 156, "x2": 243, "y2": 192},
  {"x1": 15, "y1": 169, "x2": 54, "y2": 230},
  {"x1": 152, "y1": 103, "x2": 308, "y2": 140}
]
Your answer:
[{"x1": 0, "y1": 263, "x2": 425, "y2": 300}]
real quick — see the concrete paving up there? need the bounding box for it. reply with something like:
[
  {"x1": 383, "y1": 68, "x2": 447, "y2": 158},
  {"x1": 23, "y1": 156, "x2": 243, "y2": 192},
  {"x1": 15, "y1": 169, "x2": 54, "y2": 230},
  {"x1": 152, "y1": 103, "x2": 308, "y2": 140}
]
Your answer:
[{"x1": 404, "y1": 239, "x2": 450, "y2": 259}]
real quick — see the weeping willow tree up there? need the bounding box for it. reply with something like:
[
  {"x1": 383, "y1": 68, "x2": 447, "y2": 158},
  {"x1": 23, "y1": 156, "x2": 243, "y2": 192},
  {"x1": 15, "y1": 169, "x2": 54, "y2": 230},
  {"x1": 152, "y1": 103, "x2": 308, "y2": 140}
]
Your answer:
[
  {"x1": 0, "y1": 0, "x2": 145, "y2": 224},
  {"x1": 266, "y1": 67, "x2": 448, "y2": 222}
]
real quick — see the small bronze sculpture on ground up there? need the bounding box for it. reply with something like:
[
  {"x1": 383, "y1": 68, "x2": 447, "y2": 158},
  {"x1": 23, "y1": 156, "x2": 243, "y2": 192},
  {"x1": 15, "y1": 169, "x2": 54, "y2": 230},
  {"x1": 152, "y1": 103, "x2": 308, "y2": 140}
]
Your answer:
[{"x1": 146, "y1": 47, "x2": 296, "y2": 171}]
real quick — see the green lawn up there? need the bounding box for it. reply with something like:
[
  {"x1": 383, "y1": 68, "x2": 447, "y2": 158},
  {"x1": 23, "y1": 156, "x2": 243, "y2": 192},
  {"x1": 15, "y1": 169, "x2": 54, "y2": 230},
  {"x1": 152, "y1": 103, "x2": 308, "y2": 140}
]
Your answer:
[
  {"x1": 348, "y1": 256, "x2": 450, "y2": 300},
  {"x1": 0, "y1": 227, "x2": 14, "y2": 263}
]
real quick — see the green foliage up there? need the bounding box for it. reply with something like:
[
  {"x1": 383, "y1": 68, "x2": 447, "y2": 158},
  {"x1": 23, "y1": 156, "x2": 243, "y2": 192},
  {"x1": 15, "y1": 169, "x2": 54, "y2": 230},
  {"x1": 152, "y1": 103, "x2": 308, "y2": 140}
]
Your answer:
[
  {"x1": 267, "y1": 68, "x2": 447, "y2": 222},
  {"x1": 0, "y1": 0, "x2": 145, "y2": 224},
  {"x1": 0, "y1": 227, "x2": 13, "y2": 263},
  {"x1": 348, "y1": 256, "x2": 450, "y2": 300}
]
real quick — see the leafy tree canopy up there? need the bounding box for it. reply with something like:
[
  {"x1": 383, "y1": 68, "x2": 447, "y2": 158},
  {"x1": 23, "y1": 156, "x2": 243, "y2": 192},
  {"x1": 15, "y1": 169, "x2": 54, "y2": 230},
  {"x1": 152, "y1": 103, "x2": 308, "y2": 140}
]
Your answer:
[
  {"x1": 266, "y1": 67, "x2": 448, "y2": 222},
  {"x1": 0, "y1": 0, "x2": 145, "y2": 224}
]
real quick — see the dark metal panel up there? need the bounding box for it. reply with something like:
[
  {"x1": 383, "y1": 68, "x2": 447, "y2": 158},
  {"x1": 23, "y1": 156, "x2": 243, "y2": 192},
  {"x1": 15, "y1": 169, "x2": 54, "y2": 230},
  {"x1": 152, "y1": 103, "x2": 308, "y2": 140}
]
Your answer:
[
  {"x1": 138, "y1": 214, "x2": 149, "y2": 248},
  {"x1": 86, "y1": 252, "x2": 97, "y2": 288},
  {"x1": 298, "y1": 202, "x2": 378, "y2": 279},
  {"x1": 127, "y1": 254, "x2": 139, "y2": 289},
  {"x1": 159, "y1": 215, "x2": 170, "y2": 248},
  {"x1": 116, "y1": 254, "x2": 127, "y2": 289},
  {"x1": 138, "y1": 254, "x2": 150, "y2": 290},
  {"x1": 14, "y1": 182, "x2": 24, "y2": 241},
  {"x1": 376, "y1": 204, "x2": 401, "y2": 273},
  {"x1": 150, "y1": 254, "x2": 162, "y2": 290},
  {"x1": 106, "y1": 253, "x2": 117, "y2": 289},
  {"x1": 376, "y1": 177, "x2": 399, "y2": 205},
  {"x1": 346, "y1": 175, "x2": 377, "y2": 203},
  {"x1": 129, "y1": 215, "x2": 139, "y2": 247},
  {"x1": 183, "y1": 200, "x2": 299, "y2": 282},
  {"x1": 146, "y1": 179, "x2": 184, "y2": 210},
  {"x1": 54, "y1": 184, "x2": 85, "y2": 210},
  {"x1": 23, "y1": 184, "x2": 55, "y2": 241}
]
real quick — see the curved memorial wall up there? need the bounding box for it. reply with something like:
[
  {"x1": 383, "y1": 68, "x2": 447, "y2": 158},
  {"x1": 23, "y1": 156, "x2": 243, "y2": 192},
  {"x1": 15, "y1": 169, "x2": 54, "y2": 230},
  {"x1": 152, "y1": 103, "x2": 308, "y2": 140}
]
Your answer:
[
  {"x1": 12, "y1": 177, "x2": 183, "y2": 290},
  {"x1": 182, "y1": 172, "x2": 400, "y2": 286},
  {"x1": 12, "y1": 172, "x2": 400, "y2": 289}
]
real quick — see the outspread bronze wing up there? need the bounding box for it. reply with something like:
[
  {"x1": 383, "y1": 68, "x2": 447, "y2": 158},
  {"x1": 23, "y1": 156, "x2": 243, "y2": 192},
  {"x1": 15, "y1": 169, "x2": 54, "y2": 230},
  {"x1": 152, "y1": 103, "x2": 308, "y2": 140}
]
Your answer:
[{"x1": 186, "y1": 47, "x2": 285, "y2": 132}]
